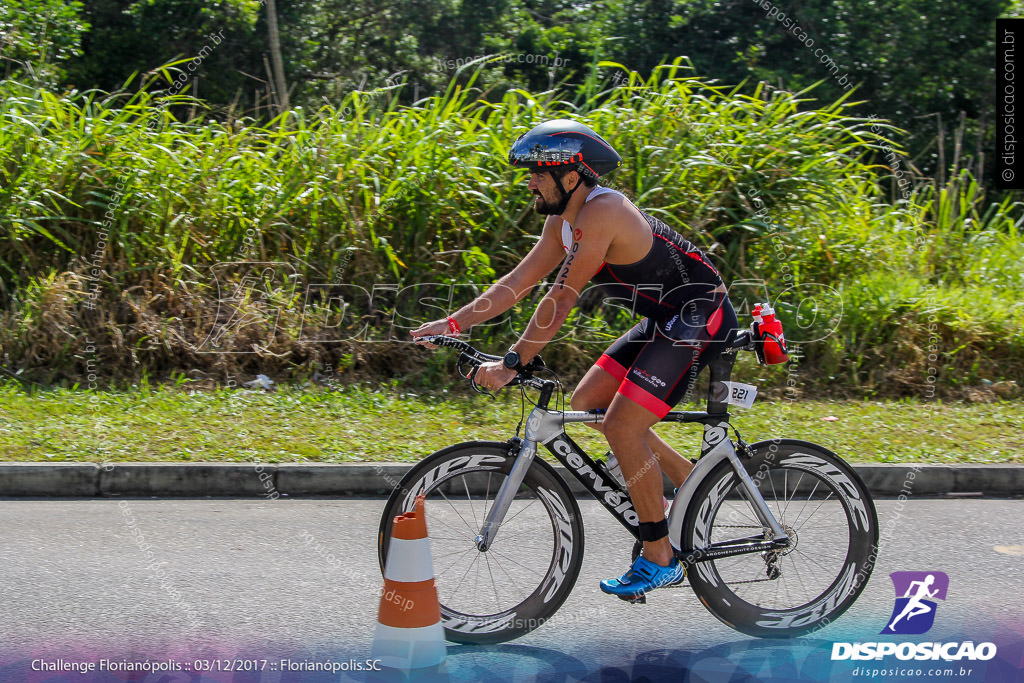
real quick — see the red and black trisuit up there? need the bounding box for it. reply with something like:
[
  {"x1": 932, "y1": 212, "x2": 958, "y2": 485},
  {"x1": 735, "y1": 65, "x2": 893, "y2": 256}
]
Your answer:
[{"x1": 563, "y1": 187, "x2": 738, "y2": 418}]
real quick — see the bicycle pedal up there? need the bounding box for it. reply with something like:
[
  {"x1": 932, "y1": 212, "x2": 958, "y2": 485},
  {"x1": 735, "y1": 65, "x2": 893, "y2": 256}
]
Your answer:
[{"x1": 617, "y1": 593, "x2": 647, "y2": 604}]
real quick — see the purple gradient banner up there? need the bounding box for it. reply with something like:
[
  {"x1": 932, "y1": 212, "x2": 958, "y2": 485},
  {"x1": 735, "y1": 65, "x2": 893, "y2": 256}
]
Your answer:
[{"x1": 2, "y1": 624, "x2": 1021, "y2": 683}]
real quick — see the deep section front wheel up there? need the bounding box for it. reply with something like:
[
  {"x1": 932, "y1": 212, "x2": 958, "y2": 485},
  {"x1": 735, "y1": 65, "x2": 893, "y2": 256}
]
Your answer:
[
  {"x1": 378, "y1": 441, "x2": 585, "y2": 644},
  {"x1": 681, "y1": 439, "x2": 878, "y2": 637}
]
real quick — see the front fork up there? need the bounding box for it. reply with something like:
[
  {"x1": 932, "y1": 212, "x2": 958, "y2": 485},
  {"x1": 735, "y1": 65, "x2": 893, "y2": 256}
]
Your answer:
[{"x1": 475, "y1": 435, "x2": 537, "y2": 551}]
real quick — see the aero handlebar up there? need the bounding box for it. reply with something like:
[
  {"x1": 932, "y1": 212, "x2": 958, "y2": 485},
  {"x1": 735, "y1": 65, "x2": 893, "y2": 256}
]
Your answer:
[{"x1": 421, "y1": 335, "x2": 548, "y2": 391}]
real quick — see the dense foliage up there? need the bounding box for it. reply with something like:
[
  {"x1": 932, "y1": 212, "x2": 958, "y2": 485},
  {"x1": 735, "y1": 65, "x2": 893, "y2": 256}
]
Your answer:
[
  {"x1": 2, "y1": 66, "x2": 1021, "y2": 394},
  {"x1": 1, "y1": 0, "x2": 1014, "y2": 185}
]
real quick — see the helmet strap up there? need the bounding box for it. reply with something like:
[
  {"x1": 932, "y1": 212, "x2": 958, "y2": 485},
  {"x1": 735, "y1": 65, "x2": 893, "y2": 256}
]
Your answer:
[{"x1": 549, "y1": 168, "x2": 583, "y2": 214}]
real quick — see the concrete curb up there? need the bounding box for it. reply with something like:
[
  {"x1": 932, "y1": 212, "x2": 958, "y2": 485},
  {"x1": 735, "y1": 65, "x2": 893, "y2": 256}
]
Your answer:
[{"x1": 0, "y1": 462, "x2": 1021, "y2": 498}]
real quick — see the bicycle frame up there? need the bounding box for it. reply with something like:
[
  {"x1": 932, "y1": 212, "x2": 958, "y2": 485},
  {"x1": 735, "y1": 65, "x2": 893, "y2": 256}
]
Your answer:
[{"x1": 475, "y1": 347, "x2": 790, "y2": 567}]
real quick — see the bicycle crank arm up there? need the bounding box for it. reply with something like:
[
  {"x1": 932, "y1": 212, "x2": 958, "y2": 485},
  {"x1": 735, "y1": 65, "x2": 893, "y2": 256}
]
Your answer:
[{"x1": 475, "y1": 438, "x2": 538, "y2": 551}]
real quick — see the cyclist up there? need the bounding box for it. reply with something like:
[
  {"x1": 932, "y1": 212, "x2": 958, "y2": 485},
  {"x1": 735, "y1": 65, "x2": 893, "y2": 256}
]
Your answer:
[{"x1": 411, "y1": 119, "x2": 738, "y2": 599}]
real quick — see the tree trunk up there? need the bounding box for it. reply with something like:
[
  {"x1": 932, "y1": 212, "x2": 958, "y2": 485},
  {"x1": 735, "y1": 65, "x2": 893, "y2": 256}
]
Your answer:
[{"x1": 265, "y1": 0, "x2": 290, "y2": 113}]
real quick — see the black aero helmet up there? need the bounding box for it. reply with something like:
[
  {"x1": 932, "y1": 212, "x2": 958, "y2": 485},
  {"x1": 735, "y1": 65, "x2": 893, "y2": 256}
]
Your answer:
[{"x1": 508, "y1": 119, "x2": 621, "y2": 180}]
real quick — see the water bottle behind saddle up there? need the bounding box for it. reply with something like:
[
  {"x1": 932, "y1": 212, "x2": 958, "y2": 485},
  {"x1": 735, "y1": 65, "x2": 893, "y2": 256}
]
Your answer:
[{"x1": 751, "y1": 302, "x2": 789, "y2": 365}]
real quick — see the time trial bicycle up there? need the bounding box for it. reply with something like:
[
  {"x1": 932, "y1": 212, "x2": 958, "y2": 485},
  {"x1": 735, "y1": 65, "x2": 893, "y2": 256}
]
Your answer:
[{"x1": 377, "y1": 328, "x2": 879, "y2": 644}]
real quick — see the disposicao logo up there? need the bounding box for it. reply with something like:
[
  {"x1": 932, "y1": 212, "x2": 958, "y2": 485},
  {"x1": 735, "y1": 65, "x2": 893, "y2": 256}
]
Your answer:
[
  {"x1": 831, "y1": 570, "x2": 998, "y2": 663},
  {"x1": 881, "y1": 570, "x2": 949, "y2": 635}
]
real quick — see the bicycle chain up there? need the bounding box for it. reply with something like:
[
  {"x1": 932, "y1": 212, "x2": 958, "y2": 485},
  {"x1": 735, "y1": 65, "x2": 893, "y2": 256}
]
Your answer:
[{"x1": 688, "y1": 525, "x2": 781, "y2": 585}]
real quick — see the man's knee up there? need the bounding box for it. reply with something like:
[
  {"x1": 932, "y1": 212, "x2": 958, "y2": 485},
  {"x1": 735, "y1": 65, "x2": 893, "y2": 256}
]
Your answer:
[
  {"x1": 569, "y1": 390, "x2": 592, "y2": 412},
  {"x1": 602, "y1": 414, "x2": 643, "y2": 449},
  {"x1": 570, "y1": 376, "x2": 617, "y2": 411}
]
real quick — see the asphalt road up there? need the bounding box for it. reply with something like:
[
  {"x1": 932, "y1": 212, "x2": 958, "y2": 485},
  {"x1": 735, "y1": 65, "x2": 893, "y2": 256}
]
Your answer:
[{"x1": 0, "y1": 498, "x2": 1022, "y2": 682}]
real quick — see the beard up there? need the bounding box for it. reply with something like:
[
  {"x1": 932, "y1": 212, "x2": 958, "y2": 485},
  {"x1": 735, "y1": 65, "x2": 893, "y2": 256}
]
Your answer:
[{"x1": 533, "y1": 190, "x2": 571, "y2": 216}]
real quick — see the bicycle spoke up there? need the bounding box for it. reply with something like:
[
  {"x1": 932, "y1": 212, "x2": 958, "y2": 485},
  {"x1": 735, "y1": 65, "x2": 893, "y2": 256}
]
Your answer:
[
  {"x1": 427, "y1": 513, "x2": 477, "y2": 539},
  {"x1": 460, "y1": 550, "x2": 483, "y2": 597},
  {"x1": 436, "y1": 488, "x2": 478, "y2": 536},
  {"x1": 498, "y1": 496, "x2": 540, "y2": 527},
  {"x1": 768, "y1": 468, "x2": 781, "y2": 514},
  {"x1": 735, "y1": 503, "x2": 764, "y2": 530},
  {"x1": 487, "y1": 547, "x2": 547, "y2": 579},
  {"x1": 759, "y1": 569, "x2": 777, "y2": 604},
  {"x1": 488, "y1": 547, "x2": 527, "y2": 595},
  {"x1": 792, "y1": 546, "x2": 839, "y2": 577},
  {"x1": 485, "y1": 472, "x2": 494, "y2": 515},
  {"x1": 463, "y1": 476, "x2": 479, "y2": 529},
  {"x1": 487, "y1": 538, "x2": 553, "y2": 554},
  {"x1": 785, "y1": 550, "x2": 813, "y2": 602},
  {"x1": 723, "y1": 495, "x2": 763, "y2": 530},
  {"x1": 490, "y1": 524, "x2": 552, "y2": 545},
  {"x1": 780, "y1": 470, "x2": 805, "y2": 524},
  {"x1": 789, "y1": 490, "x2": 835, "y2": 531},
  {"x1": 436, "y1": 545, "x2": 478, "y2": 580},
  {"x1": 482, "y1": 552, "x2": 501, "y2": 612},
  {"x1": 727, "y1": 482, "x2": 765, "y2": 525},
  {"x1": 782, "y1": 469, "x2": 788, "y2": 523},
  {"x1": 430, "y1": 482, "x2": 543, "y2": 613},
  {"x1": 715, "y1": 556, "x2": 758, "y2": 585},
  {"x1": 778, "y1": 566, "x2": 793, "y2": 606},
  {"x1": 432, "y1": 546, "x2": 481, "y2": 560},
  {"x1": 785, "y1": 478, "x2": 821, "y2": 529}
]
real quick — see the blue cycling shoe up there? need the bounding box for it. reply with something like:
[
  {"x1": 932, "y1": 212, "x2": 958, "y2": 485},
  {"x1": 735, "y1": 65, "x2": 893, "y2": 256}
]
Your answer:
[{"x1": 600, "y1": 555, "x2": 685, "y2": 598}]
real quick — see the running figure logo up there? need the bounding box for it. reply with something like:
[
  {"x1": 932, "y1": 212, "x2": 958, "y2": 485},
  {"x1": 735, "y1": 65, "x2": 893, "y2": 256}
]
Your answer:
[{"x1": 881, "y1": 571, "x2": 949, "y2": 635}]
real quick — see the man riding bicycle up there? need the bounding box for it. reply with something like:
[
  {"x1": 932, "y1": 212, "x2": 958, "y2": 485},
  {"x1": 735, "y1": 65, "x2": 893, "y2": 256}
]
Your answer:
[{"x1": 411, "y1": 119, "x2": 738, "y2": 599}]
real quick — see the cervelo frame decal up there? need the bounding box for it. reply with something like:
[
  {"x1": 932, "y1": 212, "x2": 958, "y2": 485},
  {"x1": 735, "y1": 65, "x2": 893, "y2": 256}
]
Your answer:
[{"x1": 544, "y1": 433, "x2": 641, "y2": 531}]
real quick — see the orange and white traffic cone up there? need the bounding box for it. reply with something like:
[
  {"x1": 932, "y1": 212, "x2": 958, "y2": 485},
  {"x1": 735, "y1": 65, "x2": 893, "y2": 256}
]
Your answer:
[{"x1": 372, "y1": 494, "x2": 447, "y2": 672}]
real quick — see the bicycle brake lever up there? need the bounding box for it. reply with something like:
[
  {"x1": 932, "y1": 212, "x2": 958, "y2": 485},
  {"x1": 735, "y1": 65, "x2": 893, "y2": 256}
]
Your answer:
[{"x1": 456, "y1": 353, "x2": 473, "y2": 379}]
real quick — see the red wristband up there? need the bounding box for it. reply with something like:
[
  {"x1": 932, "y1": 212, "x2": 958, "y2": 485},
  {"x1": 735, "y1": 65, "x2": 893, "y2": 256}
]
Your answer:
[{"x1": 447, "y1": 316, "x2": 461, "y2": 335}]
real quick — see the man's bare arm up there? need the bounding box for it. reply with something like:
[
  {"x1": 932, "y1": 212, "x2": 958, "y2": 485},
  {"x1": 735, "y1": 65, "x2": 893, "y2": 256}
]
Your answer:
[
  {"x1": 511, "y1": 203, "x2": 621, "y2": 362},
  {"x1": 448, "y1": 216, "x2": 565, "y2": 329}
]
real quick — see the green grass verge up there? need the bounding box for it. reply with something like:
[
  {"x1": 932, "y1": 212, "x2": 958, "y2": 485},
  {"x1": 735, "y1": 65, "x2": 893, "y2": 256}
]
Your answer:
[{"x1": 0, "y1": 383, "x2": 1021, "y2": 464}]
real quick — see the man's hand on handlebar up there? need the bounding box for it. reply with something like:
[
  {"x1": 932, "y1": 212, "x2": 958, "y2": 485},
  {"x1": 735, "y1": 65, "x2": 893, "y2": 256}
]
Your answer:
[
  {"x1": 410, "y1": 319, "x2": 454, "y2": 349},
  {"x1": 410, "y1": 334, "x2": 544, "y2": 392},
  {"x1": 474, "y1": 361, "x2": 517, "y2": 392}
]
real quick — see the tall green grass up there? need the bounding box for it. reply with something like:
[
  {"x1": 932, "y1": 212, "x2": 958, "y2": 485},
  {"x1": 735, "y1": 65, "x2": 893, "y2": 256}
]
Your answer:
[{"x1": 1, "y1": 61, "x2": 1021, "y2": 393}]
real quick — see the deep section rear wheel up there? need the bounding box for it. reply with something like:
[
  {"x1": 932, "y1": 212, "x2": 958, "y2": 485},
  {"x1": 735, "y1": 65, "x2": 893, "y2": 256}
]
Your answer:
[
  {"x1": 378, "y1": 441, "x2": 585, "y2": 644},
  {"x1": 681, "y1": 440, "x2": 878, "y2": 637}
]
